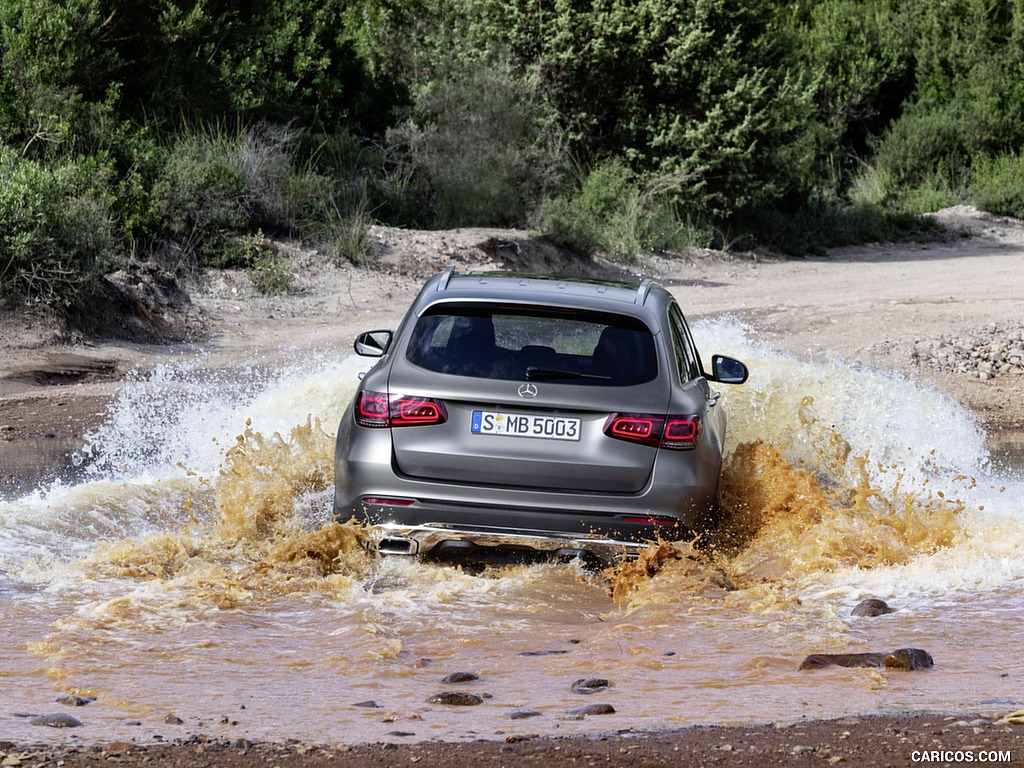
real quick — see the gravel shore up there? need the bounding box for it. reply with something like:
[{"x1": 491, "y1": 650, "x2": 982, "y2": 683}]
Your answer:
[{"x1": 5, "y1": 713, "x2": 1024, "y2": 768}]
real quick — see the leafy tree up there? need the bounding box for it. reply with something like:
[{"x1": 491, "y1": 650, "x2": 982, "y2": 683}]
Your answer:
[
  {"x1": 873, "y1": 0, "x2": 1024, "y2": 190},
  {"x1": 456, "y1": 0, "x2": 817, "y2": 219},
  {"x1": 789, "y1": 0, "x2": 913, "y2": 184}
]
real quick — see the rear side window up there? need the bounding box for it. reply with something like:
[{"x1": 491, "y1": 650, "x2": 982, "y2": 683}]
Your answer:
[{"x1": 405, "y1": 305, "x2": 658, "y2": 385}]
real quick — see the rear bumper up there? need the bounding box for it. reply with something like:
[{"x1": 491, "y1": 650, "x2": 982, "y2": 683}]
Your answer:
[{"x1": 361, "y1": 521, "x2": 646, "y2": 564}]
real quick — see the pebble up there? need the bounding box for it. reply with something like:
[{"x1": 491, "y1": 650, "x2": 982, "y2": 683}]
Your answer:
[{"x1": 911, "y1": 323, "x2": 1024, "y2": 379}]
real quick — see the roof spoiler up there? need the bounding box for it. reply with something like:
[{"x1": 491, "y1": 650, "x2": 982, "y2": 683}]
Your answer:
[
  {"x1": 437, "y1": 265, "x2": 456, "y2": 291},
  {"x1": 635, "y1": 279, "x2": 654, "y2": 305}
]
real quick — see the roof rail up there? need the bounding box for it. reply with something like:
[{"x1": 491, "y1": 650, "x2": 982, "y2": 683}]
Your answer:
[
  {"x1": 437, "y1": 265, "x2": 456, "y2": 291},
  {"x1": 635, "y1": 279, "x2": 653, "y2": 305}
]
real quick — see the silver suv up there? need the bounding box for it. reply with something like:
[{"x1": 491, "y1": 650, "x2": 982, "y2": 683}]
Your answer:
[{"x1": 334, "y1": 269, "x2": 747, "y2": 564}]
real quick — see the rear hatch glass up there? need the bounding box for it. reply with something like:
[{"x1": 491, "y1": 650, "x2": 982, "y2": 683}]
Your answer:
[{"x1": 405, "y1": 304, "x2": 658, "y2": 385}]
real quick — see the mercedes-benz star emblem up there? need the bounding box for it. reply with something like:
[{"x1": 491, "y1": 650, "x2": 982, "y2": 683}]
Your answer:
[{"x1": 517, "y1": 383, "x2": 538, "y2": 398}]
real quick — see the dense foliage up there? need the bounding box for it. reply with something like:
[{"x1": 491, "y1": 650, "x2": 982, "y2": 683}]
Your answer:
[{"x1": 2, "y1": 0, "x2": 1023, "y2": 308}]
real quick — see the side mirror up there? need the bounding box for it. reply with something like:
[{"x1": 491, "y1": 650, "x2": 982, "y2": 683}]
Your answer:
[
  {"x1": 709, "y1": 354, "x2": 748, "y2": 385},
  {"x1": 354, "y1": 330, "x2": 393, "y2": 357}
]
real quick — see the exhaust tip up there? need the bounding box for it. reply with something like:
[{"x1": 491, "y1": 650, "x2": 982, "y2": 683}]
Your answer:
[{"x1": 377, "y1": 537, "x2": 417, "y2": 555}]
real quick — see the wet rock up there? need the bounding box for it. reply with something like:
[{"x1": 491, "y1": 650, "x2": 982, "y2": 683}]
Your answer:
[
  {"x1": 851, "y1": 598, "x2": 894, "y2": 617},
  {"x1": 29, "y1": 713, "x2": 82, "y2": 728},
  {"x1": 884, "y1": 648, "x2": 934, "y2": 670},
  {"x1": 353, "y1": 700, "x2": 381, "y2": 708},
  {"x1": 567, "y1": 703, "x2": 616, "y2": 716},
  {"x1": 506, "y1": 709, "x2": 542, "y2": 720},
  {"x1": 55, "y1": 695, "x2": 96, "y2": 707},
  {"x1": 426, "y1": 692, "x2": 483, "y2": 706},
  {"x1": 799, "y1": 653, "x2": 886, "y2": 670},
  {"x1": 799, "y1": 648, "x2": 933, "y2": 671},
  {"x1": 570, "y1": 678, "x2": 611, "y2": 695},
  {"x1": 442, "y1": 672, "x2": 480, "y2": 684}
]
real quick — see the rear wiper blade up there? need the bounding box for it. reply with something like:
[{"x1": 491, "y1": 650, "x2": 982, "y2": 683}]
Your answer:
[{"x1": 526, "y1": 367, "x2": 610, "y2": 381}]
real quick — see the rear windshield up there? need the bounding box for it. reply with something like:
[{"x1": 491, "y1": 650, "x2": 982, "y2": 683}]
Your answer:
[{"x1": 405, "y1": 305, "x2": 658, "y2": 385}]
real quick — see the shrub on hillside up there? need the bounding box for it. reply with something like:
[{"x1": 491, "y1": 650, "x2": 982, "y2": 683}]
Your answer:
[
  {"x1": 0, "y1": 146, "x2": 116, "y2": 307},
  {"x1": 383, "y1": 60, "x2": 560, "y2": 228},
  {"x1": 148, "y1": 123, "x2": 330, "y2": 270},
  {"x1": 532, "y1": 159, "x2": 716, "y2": 260},
  {"x1": 970, "y1": 153, "x2": 1024, "y2": 219}
]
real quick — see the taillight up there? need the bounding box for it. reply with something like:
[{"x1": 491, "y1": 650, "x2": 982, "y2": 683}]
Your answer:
[
  {"x1": 606, "y1": 415, "x2": 662, "y2": 447},
  {"x1": 355, "y1": 391, "x2": 448, "y2": 428},
  {"x1": 603, "y1": 413, "x2": 702, "y2": 450}
]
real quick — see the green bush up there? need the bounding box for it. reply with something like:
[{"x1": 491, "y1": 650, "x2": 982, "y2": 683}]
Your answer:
[
  {"x1": 970, "y1": 153, "x2": 1024, "y2": 218},
  {"x1": 532, "y1": 159, "x2": 717, "y2": 261},
  {"x1": 747, "y1": 200, "x2": 940, "y2": 255},
  {"x1": 148, "y1": 123, "x2": 329, "y2": 270},
  {"x1": 244, "y1": 231, "x2": 293, "y2": 296},
  {"x1": 0, "y1": 146, "x2": 116, "y2": 307},
  {"x1": 149, "y1": 135, "x2": 249, "y2": 269}
]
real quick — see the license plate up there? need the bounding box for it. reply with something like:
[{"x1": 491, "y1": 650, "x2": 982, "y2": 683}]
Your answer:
[{"x1": 471, "y1": 411, "x2": 581, "y2": 441}]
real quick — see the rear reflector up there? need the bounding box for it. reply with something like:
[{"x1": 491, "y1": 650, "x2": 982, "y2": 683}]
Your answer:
[
  {"x1": 362, "y1": 497, "x2": 416, "y2": 507},
  {"x1": 604, "y1": 413, "x2": 702, "y2": 450},
  {"x1": 355, "y1": 391, "x2": 448, "y2": 428},
  {"x1": 622, "y1": 515, "x2": 678, "y2": 525}
]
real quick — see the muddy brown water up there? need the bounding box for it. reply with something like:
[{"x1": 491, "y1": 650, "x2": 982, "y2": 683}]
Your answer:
[{"x1": 2, "y1": 321, "x2": 1022, "y2": 746}]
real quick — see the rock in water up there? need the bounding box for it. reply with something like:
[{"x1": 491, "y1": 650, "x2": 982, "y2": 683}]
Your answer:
[
  {"x1": 851, "y1": 598, "x2": 894, "y2": 617},
  {"x1": 441, "y1": 672, "x2": 480, "y2": 684},
  {"x1": 426, "y1": 691, "x2": 483, "y2": 706},
  {"x1": 884, "y1": 648, "x2": 934, "y2": 670},
  {"x1": 29, "y1": 713, "x2": 82, "y2": 728},
  {"x1": 570, "y1": 678, "x2": 611, "y2": 695},
  {"x1": 800, "y1": 648, "x2": 933, "y2": 671},
  {"x1": 799, "y1": 653, "x2": 886, "y2": 670},
  {"x1": 567, "y1": 703, "x2": 616, "y2": 716},
  {"x1": 506, "y1": 709, "x2": 542, "y2": 720}
]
